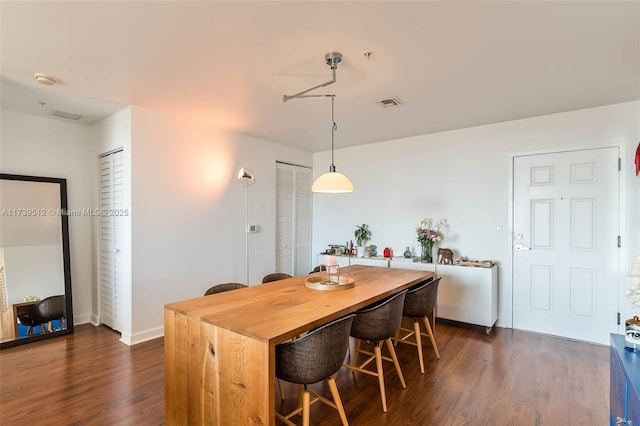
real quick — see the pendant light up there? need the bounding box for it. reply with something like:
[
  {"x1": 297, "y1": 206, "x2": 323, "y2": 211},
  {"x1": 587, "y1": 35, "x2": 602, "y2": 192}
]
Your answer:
[
  {"x1": 310, "y1": 96, "x2": 353, "y2": 193},
  {"x1": 283, "y1": 52, "x2": 354, "y2": 193}
]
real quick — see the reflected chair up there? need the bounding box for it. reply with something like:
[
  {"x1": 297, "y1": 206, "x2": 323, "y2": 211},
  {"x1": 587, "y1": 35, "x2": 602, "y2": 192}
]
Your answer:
[
  {"x1": 17, "y1": 295, "x2": 66, "y2": 335},
  {"x1": 395, "y1": 278, "x2": 442, "y2": 373},
  {"x1": 204, "y1": 283, "x2": 247, "y2": 296},
  {"x1": 276, "y1": 313, "x2": 355, "y2": 426},
  {"x1": 310, "y1": 265, "x2": 327, "y2": 274},
  {"x1": 262, "y1": 273, "x2": 292, "y2": 283},
  {"x1": 343, "y1": 291, "x2": 407, "y2": 413}
]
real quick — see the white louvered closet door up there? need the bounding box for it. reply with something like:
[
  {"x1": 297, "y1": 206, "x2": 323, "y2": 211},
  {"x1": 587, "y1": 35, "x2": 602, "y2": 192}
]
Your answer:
[
  {"x1": 99, "y1": 150, "x2": 124, "y2": 331},
  {"x1": 276, "y1": 163, "x2": 312, "y2": 276}
]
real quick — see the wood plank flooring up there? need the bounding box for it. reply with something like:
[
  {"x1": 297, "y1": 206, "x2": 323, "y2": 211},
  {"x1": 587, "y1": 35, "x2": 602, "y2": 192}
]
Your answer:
[{"x1": 0, "y1": 321, "x2": 609, "y2": 425}]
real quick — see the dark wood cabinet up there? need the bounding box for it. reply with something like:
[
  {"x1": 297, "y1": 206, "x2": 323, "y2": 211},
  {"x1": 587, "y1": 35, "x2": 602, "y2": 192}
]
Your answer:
[{"x1": 610, "y1": 334, "x2": 640, "y2": 425}]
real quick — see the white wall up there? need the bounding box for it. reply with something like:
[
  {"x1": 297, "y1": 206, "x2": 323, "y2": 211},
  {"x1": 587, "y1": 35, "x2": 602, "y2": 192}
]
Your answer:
[
  {"x1": 2, "y1": 245, "x2": 65, "y2": 305},
  {"x1": 0, "y1": 109, "x2": 95, "y2": 324},
  {"x1": 126, "y1": 106, "x2": 312, "y2": 343},
  {"x1": 312, "y1": 101, "x2": 640, "y2": 328}
]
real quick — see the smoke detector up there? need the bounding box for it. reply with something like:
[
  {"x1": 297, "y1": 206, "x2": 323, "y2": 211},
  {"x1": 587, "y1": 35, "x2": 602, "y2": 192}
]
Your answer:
[
  {"x1": 377, "y1": 97, "x2": 403, "y2": 108},
  {"x1": 34, "y1": 73, "x2": 57, "y2": 85}
]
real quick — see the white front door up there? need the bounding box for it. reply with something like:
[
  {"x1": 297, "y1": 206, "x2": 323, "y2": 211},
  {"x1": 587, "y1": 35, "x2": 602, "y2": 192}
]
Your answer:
[{"x1": 512, "y1": 147, "x2": 620, "y2": 344}]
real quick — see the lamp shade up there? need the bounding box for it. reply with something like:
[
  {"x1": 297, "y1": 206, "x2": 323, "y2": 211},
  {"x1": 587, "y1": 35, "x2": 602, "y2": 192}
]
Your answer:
[
  {"x1": 237, "y1": 168, "x2": 256, "y2": 187},
  {"x1": 311, "y1": 171, "x2": 354, "y2": 193}
]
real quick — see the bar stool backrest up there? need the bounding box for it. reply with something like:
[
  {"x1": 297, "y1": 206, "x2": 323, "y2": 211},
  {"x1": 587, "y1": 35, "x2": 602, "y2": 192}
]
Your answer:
[
  {"x1": 262, "y1": 273, "x2": 293, "y2": 283},
  {"x1": 276, "y1": 314, "x2": 356, "y2": 385},
  {"x1": 350, "y1": 291, "x2": 407, "y2": 341},
  {"x1": 204, "y1": 283, "x2": 247, "y2": 296},
  {"x1": 403, "y1": 278, "x2": 441, "y2": 318}
]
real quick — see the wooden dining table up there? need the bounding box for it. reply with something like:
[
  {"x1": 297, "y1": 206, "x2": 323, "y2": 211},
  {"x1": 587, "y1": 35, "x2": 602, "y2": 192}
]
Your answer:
[{"x1": 164, "y1": 264, "x2": 433, "y2": 425}]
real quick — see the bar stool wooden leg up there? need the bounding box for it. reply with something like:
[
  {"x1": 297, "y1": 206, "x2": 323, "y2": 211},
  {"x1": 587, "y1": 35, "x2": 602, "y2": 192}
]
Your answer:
[
  {"x1": 302, "y1": 388, "x2": 311, "y2": 426},
  {"x1": 384, "y1": 338, "x2": 406, "y2": 389},
  {"x1": 298, "y1": 384, "x2": 305, "y2": 415},
  {"x1": 422, "y1": 316, "x2": 440, "y2": 359},
  {"x1": 373, "y1": 343, "x2": 387, "y2": 412},
  {"x1": 413, "y1": 319, "x2": 425, "y2": 373},
  {"x1": 327, "y1": 376, "x2": 349, "y2": 426},
  {"x1": 350, "y1": 339, "x2": 362, "y2": 377},
  {"x1": 354, "y1": 339, "x2": 361, "y2": 358}
]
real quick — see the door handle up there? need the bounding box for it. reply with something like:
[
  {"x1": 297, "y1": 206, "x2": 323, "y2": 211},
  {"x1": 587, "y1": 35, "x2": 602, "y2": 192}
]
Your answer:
[{"x1": 514, "y1": 244, "x2": 531, "y2": 251}]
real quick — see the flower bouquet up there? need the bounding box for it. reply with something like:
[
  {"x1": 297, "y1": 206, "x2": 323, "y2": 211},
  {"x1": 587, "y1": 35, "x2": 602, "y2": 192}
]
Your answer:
[{"x1": 416, "y1": 218, "x2": 446, "y2": 263}]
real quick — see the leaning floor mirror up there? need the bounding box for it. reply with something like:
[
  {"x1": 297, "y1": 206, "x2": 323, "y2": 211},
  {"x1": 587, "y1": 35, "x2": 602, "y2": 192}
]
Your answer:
[{"x1": 0, "y1": 174, "x2": 74, "y2": 349}]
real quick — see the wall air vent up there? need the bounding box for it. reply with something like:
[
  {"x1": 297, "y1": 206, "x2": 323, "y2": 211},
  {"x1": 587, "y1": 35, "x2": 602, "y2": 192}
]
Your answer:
[
  {"x1": 51, "y1": 110, "x2": 83, "y2": 121},
  {"x1": 377, "y1": 97, "x2": 403, "y2": 108}
]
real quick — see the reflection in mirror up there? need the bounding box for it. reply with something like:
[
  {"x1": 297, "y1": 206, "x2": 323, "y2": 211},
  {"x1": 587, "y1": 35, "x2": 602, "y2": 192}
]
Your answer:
[{"x1": 0, "y1": 174, "x2": 73, "y2": 348}]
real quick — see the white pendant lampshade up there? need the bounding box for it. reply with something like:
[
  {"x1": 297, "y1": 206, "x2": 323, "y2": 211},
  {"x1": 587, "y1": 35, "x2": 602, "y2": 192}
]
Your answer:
[
  {"x1": 311, "y1": 169, "x2": 353, "y2": 193},
  {"x1": 311, "y1": 96, "x2": 353, "y2": 193}
]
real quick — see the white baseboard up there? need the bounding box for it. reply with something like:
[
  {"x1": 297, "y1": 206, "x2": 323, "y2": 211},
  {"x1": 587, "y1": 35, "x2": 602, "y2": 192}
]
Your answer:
[
  {"x1": 73, "y1": 313, "x2": 92, "y2": 325},
  {"x1": 90, "y1": 314, "x2": 100, "y2": 326},
  {"x1": 119, "y1": 325, "x2": 164, "y2": 346}
]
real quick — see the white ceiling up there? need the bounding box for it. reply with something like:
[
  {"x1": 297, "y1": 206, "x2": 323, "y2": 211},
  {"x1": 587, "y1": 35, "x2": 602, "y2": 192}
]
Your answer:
[{"x1": 1, "y1": 1, "x2": 638, "y2": 153}]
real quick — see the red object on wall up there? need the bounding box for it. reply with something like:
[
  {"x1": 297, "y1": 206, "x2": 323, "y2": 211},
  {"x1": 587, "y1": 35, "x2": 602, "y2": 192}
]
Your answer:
[
  {"x1": 635, "y1": 142, "x2": 640, "y2": 176},
  {"x1": 383, "y1": 247, "x2": 392, "y2": 258}
]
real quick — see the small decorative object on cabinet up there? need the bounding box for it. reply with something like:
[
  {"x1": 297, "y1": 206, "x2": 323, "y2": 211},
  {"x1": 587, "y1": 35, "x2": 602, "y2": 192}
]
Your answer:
[
  {"x1": 421, "y1": 242, "x2": 434, "y2": 263},
  {"x1": 403, "y1": 246, "x2": 412, "y2": 258},
  {"x1": 383, "y1": 247, "x2": 392, "y2": 258},
  {"x1": 437, "y1": 248, "x2": 454, "y2": 264},
  {"x1": 626, "y1": 316, "x2": 640, "y2": 351},
  {"x1": 354, "y1": 224, "x2": 371, "y2": 258},
  {"x1": 610, "y1": 334, "x2": 640, "y2": 426},
  {"x1": 369, "y1": 245, "x2": 378, "y2": 257}
]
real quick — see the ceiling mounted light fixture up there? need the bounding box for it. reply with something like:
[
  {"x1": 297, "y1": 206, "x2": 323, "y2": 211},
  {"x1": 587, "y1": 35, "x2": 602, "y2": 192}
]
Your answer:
[
  {"x1": 283, "y1": 52, "x2": 353, "y2": 193},
  {"x1": 33, "y1": 73, "x2": 57, "y2": 85}
]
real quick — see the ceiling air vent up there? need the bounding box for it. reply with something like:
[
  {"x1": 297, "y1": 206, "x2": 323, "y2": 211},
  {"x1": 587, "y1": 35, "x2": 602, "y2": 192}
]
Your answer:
[
  {"x1": 377, "y1": 97, "x2": 403, "y2": 108},
  {"x1": 51, "y1": 110, "x2": 83, "y2": 121}
]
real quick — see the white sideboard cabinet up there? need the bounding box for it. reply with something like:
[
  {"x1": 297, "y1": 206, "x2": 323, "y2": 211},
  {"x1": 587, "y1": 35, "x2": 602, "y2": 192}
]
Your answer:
[
  {"x1": 388, "y1": 260, "x2": 498, "y2": 333},
  {"x1": 316, "y1": 255, "x2": 498, "y2": 332}
]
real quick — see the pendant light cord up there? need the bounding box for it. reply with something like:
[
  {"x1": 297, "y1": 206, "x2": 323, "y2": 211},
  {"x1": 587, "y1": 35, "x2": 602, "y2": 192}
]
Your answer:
[{"x1": 330, "y1": 96, "x2": 337, "y2": 172}]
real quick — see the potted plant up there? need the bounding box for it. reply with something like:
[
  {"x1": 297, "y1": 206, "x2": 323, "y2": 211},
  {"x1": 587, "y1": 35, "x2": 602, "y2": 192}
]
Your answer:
[{"x1": 354, "y1": 224, "x2": 371, "y2": 257}]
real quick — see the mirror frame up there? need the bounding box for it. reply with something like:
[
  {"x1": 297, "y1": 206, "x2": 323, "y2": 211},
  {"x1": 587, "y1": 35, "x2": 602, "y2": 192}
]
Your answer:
[{"x1": 0, "y1": 173, "x2": 74, "y2": 349}]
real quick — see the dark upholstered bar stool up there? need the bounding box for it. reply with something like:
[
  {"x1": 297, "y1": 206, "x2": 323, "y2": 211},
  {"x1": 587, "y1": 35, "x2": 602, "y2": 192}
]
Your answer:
[
  {"x1": 276, "y1": 314, "x2": 356, "y2": 426},
  {"x1": 342, "y1": 290, "x2": 407, "y2": 413},
  {"x1": 395, "y1": 277, "x2": 442, "y2": 373},
  {"x1": 310, "y1": 265, "x2": 327, "y2": 273},
  {"x1": 262, "y1": 273, "x2": 293, "y2": 283},
  {"x1": 203, "y1": 283, "x2": 247, "y2": 295},
  {"x1": 17, "y1": 295, "x2": 66, "y2": 334}
]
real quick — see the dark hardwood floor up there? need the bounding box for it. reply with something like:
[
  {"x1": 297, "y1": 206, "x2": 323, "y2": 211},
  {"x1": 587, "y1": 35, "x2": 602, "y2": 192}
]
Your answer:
[{"x1": 0, "y1": 321, "x2": 609, "y2": 425}]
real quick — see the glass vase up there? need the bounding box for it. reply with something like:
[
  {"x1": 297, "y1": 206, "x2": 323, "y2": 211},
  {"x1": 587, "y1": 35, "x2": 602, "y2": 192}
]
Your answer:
[{"x1": 421, "y1": 241, "x2": 434, "y2": 263}]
